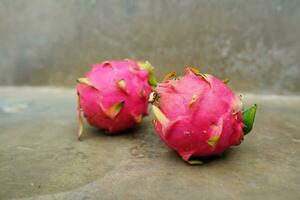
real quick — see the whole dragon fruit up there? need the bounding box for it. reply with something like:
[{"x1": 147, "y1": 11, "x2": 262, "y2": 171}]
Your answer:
[
  {"x1": 151, "y1": 67, "x2": 256, "y2": 163},
  {"x1": 77, "y1": 59, "x2": 156, "y2": 139}
]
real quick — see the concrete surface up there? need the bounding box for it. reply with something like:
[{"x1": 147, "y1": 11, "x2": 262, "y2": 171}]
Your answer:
[
  {"x1": 1, "y1": 0, "x2": 300, "y2": 93},
  {"x1": 0, "y1": 87, "x2": 299, "y2": 200}
]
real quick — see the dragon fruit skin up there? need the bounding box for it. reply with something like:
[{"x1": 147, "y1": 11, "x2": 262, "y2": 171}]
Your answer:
[
  {"x1": 77, "y1": 59, "x2": 155, "y2": 139},
  {"x1": 151, "y1": 67, "x2": 256, "y2": 161}
]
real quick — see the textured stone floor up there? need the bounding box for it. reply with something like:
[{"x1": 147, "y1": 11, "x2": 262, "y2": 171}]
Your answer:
[{"x1": 0, "y1": 87, "x2": 299, "y2": 200}]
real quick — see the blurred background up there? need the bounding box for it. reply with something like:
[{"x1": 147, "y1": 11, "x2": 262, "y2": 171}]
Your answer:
[{"x1": 0, "y1": 0, "x2": 299, "y2": 94}]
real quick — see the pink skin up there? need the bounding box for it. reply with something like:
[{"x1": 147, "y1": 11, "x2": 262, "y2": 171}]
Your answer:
[
  {"x1": 153, "y1": 68, "x2": 244, "y2": 161},
  {"x1": 77, "y1": 59, "x2": 152, "y2": 133}
]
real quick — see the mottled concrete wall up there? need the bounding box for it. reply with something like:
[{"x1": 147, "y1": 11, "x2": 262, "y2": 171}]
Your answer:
[{"x1": 0, "y1": 0, "x2": 299, "y2": 94}]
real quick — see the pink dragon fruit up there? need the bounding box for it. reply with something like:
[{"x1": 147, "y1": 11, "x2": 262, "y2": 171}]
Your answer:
[
  {"x1": 151, "y1": 67, "x2": 256, "y2": 163},
  {"x1": 76, "y1": 59, "x2": 156, "y2": 139}
]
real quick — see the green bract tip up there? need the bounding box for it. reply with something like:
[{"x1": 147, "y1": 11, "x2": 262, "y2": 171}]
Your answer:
[
  {"x1": 242, "y1": 104, "x2": 257, "y2": 135},
  {"x1": 138, "y1": 61, "x2": 157, "y2": 87}
]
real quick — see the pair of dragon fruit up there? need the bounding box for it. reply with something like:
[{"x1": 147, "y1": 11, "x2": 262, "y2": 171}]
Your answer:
[{"x1": 77, "y1": 59, "x2": 256, "y2": 163}]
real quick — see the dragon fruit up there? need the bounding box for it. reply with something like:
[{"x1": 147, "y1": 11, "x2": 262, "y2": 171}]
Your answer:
[
  {"x1": 76, "y1": 59, "x2": 156, "y2": 139},
  {"x1": 151, "y1": 67, "x2": 256, "y2": 163}
]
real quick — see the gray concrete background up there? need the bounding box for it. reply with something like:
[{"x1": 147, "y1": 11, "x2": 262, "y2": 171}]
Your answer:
[
  {"x1": 0, "y1": 87, "x2": 299, "y2": 199},
  {"x1": 0, "y1": 0, "x2": 300, "y2": 94}
]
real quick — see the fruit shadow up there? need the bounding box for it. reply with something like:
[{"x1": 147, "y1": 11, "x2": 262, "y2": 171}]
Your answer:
[
  {"x1": 167, "y1": 148, "x2": 235, "y2": 166},
  {"x1": 81, "y1": 123, "x2": 144, "y2": 141}
]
